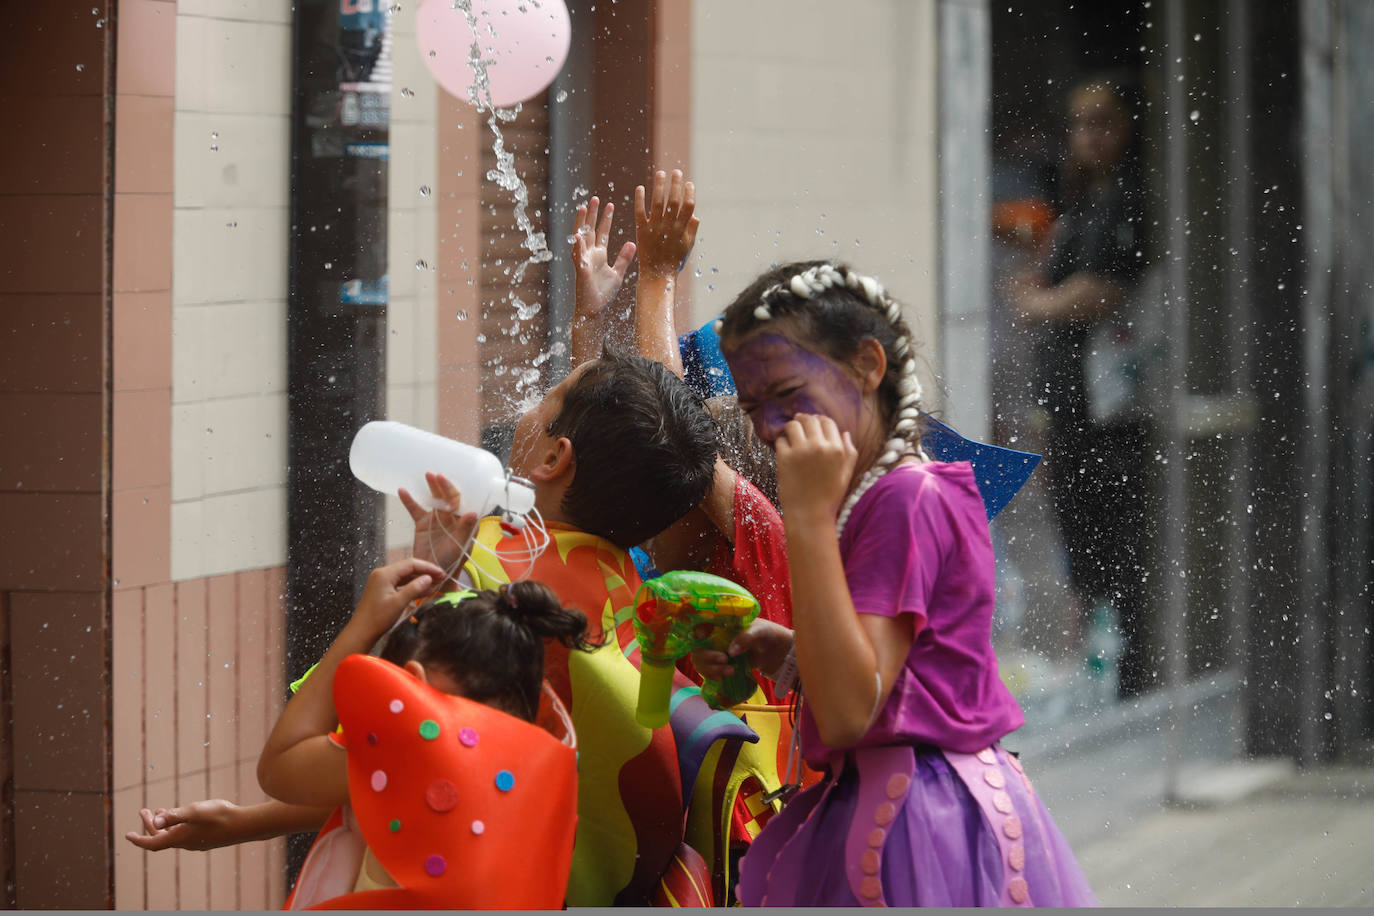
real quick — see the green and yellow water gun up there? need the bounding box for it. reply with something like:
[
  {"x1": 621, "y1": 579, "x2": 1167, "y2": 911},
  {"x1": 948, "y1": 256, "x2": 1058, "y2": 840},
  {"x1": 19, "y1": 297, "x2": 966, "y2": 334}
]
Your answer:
[{"x1": 632, "y1": 570, "x2": 761, "y2": 729}]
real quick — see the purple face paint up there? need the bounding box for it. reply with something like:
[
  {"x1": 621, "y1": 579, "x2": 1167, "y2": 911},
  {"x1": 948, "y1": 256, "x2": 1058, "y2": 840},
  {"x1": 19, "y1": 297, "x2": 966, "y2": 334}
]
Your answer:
[{"x1": 725, "y1": 331, "x2": 868, "y2": 445}]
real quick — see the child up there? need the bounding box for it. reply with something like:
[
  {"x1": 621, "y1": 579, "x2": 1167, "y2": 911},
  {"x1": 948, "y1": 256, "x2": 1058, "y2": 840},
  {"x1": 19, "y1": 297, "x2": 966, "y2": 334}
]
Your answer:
[
  {"x1": 564, "y1": 172, "x2": 813, "y2": 902},
  {"x1": 695, "y1": 260, "x2": 1098, "y2": 907},
  {"x1": 256, "y1": 556, "x2": 597, "y2": 909}
]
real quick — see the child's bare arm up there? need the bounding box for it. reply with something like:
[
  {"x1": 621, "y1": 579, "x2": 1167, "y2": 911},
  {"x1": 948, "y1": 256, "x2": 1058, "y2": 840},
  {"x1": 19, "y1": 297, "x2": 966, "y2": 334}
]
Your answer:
[
  {"x1": 775, "y1": 415, "x2": 913, "y2": 749},
  {"x1": 258, "y1": 558, "x2": 444, "y2": 807},
  {"x1": 570, "y1": 196, "x2": 636, "y2": 366},
  {"x1": 124, "y1": 798, "x2": 331, "y2": 851},
  {"x1": 633, "y1": 169, "x2": 698, "y2": 378}
]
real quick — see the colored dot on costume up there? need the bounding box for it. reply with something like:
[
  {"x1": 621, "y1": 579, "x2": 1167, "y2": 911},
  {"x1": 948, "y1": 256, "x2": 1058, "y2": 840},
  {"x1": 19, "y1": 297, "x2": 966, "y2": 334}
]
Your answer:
[
  {"x1": 1009, "y1": 842, "x2": 1026, "y2": 872},
  {"x1": 471, "y1": 820, "x2": 486, "y2": 835},
  {"x1": 389, "y1": 819, "x2": 401, "y2": 833},
  {"x1": 459, "y1": 727, "x2": 479, "y2": 747},
  {"x1": 418, "y1": 719, "x2": 440, "y2": 740},
  {"x1": 366, "y1": 732, "x2": 378, "y2": 746},
  {"x1": 424, "y1": 855, "x2": 447, "y2": 877},
  {"x1": 495, "y1": 770, "x2": 515, "y2": 792},
  {"x1": 388, "y1": 699, "x2": 404, "y2": 714},
  {"x1": 370, "y1": 770, "x2": 388, "y2": 792},
  {"x1": 425, "y1": 779, "x2": 460, "y2": 813}
]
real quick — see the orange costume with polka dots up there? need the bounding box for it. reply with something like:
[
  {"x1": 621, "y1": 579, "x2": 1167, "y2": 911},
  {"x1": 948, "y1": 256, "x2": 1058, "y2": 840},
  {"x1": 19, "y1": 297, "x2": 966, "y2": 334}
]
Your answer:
[{"x1": 281, "y1": 654, "x2": 578, "y2": 910}]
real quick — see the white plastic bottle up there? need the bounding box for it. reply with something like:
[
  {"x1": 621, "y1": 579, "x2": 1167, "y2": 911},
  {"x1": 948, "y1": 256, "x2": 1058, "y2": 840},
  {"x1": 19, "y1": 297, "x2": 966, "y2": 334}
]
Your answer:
[{"x1": 349, "y1": 420, "x2": 535, "y2": 518}]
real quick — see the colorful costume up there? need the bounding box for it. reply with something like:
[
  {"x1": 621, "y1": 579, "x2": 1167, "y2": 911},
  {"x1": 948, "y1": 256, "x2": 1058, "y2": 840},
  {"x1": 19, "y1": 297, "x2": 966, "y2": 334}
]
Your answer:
[
  {"x1": 737, "y1": 462, "x2": 1098, "y2": 907},
  {"x1": 284, "y1": 654, "x2": 578, "y2": 910},
  {"x1": 461, "y1": 517, "x2": 794, "y2": 906}
]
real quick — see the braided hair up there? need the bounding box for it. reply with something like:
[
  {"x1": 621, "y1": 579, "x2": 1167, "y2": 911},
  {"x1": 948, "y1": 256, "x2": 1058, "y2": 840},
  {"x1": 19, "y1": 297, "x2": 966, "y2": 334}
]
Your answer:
[
  {"x1": 715, "y1": 261, "x2": 927, "y2": 534},
  {"x1": 379, "y1": 581, "x2": 602, "y2": 722}
]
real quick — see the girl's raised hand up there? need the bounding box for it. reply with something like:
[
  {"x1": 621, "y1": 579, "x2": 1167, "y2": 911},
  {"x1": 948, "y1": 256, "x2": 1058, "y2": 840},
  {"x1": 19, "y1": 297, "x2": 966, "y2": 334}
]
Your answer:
[
  {"x1": 571, "y1": 195, "x2": 637, "y2": 318},
  {"x1": 350, "y1": 557, "x2": 447, "y2": 641},
  {"x1": 399, "y1": 471, "x2": 479, "y2": 577},
  {"x1": 635, "y1": 168, "x2": 699, "y2": 277},
  {"x1": 775, "y1": 414, "x2": 858, "y2": 525}
]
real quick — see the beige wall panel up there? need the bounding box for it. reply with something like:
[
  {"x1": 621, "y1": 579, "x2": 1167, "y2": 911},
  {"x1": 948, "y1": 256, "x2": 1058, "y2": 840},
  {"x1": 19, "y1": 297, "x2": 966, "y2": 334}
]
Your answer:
[
  {"x1": 689, "y1": 0, "x2": 939, "y2": 370},
  {"x1": 384, "y1": 3, "x2": 441, "y2": 552},
  {"x1": 171, "y1": 6, "x2": 294, "y2": 580}
]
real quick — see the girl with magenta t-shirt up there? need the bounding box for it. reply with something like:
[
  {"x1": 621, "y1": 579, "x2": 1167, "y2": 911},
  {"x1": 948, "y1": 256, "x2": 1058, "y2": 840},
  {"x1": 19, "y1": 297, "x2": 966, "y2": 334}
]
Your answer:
[{"x1": 695, "y1": 261, "x2": 1097, "y2": 907}]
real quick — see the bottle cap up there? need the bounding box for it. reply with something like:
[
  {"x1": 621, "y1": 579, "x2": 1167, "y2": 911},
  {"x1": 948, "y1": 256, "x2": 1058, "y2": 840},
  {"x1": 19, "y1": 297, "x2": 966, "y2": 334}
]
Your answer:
[{"x1": 499, "y1": 475, "x2": 536, "y2": 516}]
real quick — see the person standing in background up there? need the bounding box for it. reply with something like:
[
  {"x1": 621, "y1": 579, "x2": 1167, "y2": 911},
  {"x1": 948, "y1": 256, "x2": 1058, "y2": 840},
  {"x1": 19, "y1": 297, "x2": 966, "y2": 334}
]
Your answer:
[{"x1": 1008, "y1": 72, "x2": 1154, "y2": 698}]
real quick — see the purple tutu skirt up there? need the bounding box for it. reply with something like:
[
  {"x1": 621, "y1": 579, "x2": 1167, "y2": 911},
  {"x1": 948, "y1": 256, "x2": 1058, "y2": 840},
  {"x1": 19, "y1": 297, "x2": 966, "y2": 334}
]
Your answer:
[{"x1": 737, "y1": 744, "x2": 1097, "y2": 907}]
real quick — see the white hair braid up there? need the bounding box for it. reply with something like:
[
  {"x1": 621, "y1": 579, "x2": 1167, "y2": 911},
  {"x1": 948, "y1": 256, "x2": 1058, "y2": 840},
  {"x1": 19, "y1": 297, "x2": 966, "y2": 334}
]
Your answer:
[{"x1": 735, "y1": 263, "x2": 927, "y2": 535}]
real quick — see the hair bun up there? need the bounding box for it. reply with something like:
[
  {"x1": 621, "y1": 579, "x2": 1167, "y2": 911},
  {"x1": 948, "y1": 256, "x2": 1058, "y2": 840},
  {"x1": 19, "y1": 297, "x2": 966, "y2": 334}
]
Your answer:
[{"x1": 498, "y1": 581, "x2": 601, "y2": 652}]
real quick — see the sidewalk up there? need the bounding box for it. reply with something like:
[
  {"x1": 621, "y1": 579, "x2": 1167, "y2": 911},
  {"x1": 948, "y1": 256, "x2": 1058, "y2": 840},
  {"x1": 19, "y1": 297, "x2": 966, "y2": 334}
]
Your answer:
[
  {"x1": 1073, "y1": 764, "x2": 1374, "y2": 906},
  {"x1": 996, "y1": 661, "x2": 1374, "y2": 907}
]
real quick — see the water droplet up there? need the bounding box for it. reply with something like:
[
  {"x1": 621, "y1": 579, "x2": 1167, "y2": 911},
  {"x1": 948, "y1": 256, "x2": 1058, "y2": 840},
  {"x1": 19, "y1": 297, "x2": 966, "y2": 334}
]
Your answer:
[
  {"x1": 323, "y1": 261, "x2": 333, "y2": 270},
  {"x1": 419, "y1": 185, "x2": 432, "y2": 198},
  {"x1": 1193, "y1": 32, "x2": 1202, "y2": 41},
  {"x1": 1189, "y1": 110, "x2": 1200, "y2": 122},
  {"x1": 75, "y1": 64, "x2": 85, "y2": 72},
  {"x1": 401, "y1": 87, "x2": 416, "y2": 98},
  {"x1": 225, "y1": 220, "x2": 238, "y2": 228},
  {"x1": 455, "y1": 310, "x2": 467, "y2": 321},
  {"x1": 415, "y1": 259, "x2": 429, "y2": 270},
  {"x1": 555, "y1": 89, "x2": 568, "y2": 103},
  {"x1": 327, "y1": 375, "x2": 337, "y2": 384},
  {"x1": 1323, "y1": 712, "x2": 1333, "y2": 720}
]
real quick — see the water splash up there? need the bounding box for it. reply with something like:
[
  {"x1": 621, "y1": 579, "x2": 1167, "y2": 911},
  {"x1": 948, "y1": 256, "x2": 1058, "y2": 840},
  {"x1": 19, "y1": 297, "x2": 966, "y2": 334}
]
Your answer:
[{"x1": 451, "y1": 0, "x2": 552, "y2": 288}]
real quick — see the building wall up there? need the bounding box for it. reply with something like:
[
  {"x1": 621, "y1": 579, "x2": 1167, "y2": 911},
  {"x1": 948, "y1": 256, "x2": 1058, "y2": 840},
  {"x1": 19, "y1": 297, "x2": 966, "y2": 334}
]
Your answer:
[
  {"x1": 0, "y1": 6, "x2": 115, "y2": 905},
  {"x1": 688, "y1": 0, "x2": 940, "y2": 391},
  {"x1": 116, "y1": 3, "x2": 451, "y2": 909},
  {"x1": 112, "y1": 1, "x2": 292, "y2": 909}
]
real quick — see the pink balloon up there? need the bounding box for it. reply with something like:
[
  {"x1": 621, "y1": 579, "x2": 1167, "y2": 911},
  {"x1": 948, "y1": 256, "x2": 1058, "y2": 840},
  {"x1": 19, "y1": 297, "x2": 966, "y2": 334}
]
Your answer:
[{"x1": 416, "y1": 0, "x2": 571, "y2": 108}]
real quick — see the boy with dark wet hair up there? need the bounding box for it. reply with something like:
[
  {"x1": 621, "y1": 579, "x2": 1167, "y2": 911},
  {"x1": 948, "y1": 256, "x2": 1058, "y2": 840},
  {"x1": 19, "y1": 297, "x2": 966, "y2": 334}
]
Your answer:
[{"x1": 537, "y1": 348, "x2": 718, "y2": 549}]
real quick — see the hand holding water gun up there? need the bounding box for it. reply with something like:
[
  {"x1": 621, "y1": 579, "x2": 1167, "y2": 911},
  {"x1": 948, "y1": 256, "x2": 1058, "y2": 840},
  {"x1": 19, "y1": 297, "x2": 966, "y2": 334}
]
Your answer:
[{"x1": 633, "y1": 570, "x2": 761, "y2": 728}]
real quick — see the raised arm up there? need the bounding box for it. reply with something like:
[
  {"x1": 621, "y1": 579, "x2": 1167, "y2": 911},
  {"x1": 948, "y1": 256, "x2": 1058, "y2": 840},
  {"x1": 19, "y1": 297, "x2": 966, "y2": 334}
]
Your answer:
[
  {"x1": 1008, "y1": 268, "x2": 1123, "y2": 324},
  {"x1": 774, "y1": 415, "x2": 913, "y2": 749},
  {"x1": 257, "y1": 558, "x2": 444, "y2": 807},
  {"x1": 633, "y1": 168, "x2": 698, "y2": 378},
  {"x1": 569, "y1": 196, "x2": 636, "y2": 367}
]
